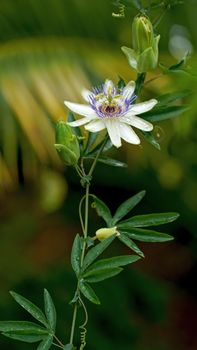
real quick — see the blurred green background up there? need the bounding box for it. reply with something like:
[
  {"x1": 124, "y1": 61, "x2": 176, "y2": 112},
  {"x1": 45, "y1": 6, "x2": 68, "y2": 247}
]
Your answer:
[{"x1": 0, "y1": 0, "x2": 197, "y2": 349}]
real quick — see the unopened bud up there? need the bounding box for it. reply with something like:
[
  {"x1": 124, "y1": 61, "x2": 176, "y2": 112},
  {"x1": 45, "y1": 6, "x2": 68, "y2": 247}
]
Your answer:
[
  {"x1": 132, "y1": 15, "x2": 154, "y2": 53},
  {"x1": 122, "y1": 15, "x2": 160, "y2": 73},
  {"x1": 55, "y1": 121, "x2": 80, "y2": 166},
  {"x1": 96, "y1": 227, "x2": 118, "y2": 241}
]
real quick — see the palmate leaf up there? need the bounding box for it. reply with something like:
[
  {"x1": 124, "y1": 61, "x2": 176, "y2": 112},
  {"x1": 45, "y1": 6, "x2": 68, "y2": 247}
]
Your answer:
[
  {"x1": 79, "y1": 281, "x2": 100, "y2": 305},
  {"x1": 83, "y1": 255, "x2": 141, "y2": 273},
  {"x1": 140, "y1": 131, "x2": 161, "y2": 150},
  {"x1": 0, "y1": 321, "x2": 49, "y2": 336},
  {"x1": 111, "y1": 190, "x2": 146, "y2": 225},
  {"x1": 83, "y1": 267, "x2": 123, "y2": 283},
  {"x1": 118, "y1": 234, "x2": 144, "y2": 258},
  {"x1": 118, "y1": 212, "x2": 180, "y2": 228},
  {"x1": 82, "y1": 235, "x2": 115, "y2": 272},
  {"x1": 142, "y1": 105, "x2": 189, "y2": 122},
  {"x1": 156, "y1": 90, "x2": 191, "y2": 107},
  {"x1": 2, "y1": 333, "x2": 45, "y2": 343},
  {"x1": 121, "y1": 228, "x2": 173, "y2": 243},
  {"x1": 37, "y1": 335, "x2": 53, "y2": 350},
  {"x1": 92, "y1": 195, "x2": 112, "y2": 227},
  {"x1": 71, "y1": 234, "x2": 82, "y2": 276},
  {"x1": 86, "y1": 156, "x2": 127, "y2": 168},
  {"x1": 44, "y1": 289, "x2": 56, "y2": 332},
  {"x1": 0, "y1": 321, "x2": 48, "y2": 333},
  {"x1": 9, "y1": 292, "x2": 48, "y2": 327}
]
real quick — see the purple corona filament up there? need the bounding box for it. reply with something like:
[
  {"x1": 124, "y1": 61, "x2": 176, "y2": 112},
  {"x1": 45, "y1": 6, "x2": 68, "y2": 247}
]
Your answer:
[{"x1": 88, "y1": 82, "x2": 137, "y2": 119}]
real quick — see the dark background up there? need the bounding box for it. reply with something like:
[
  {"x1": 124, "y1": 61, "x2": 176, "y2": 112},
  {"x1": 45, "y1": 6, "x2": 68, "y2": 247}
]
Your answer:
[{"x1": 0, "y1": 1, "x2": 197, "y2": 349}]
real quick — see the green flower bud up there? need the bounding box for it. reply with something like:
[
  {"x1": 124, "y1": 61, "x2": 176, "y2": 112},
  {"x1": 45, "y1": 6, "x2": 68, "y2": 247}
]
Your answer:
[
  {"x1": 54, "y1": 121, "x2": 80, "y2": 166},
  {"x1": 122, "y1": 15, "x2": 160, "y2": 73},
  {"x1": 96, "y1": 227, "x2": 118, "y2": 241},
  {"x1": 132, "y1": 15, "x2": 154, "y2": 53}
]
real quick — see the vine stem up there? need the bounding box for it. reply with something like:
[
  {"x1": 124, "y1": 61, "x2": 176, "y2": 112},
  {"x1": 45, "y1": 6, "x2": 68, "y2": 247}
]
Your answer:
[
  {"x1": 69, "y1": 302, "x2": 78, "y2": 345},
  {"x1": 144, "y1": 73, "x2": 163, "y2": 85},
  {"x1": 53, "y1": 335, "x2": 64, "y2": 347},
  {"x1": 69, "y1": 136, "x2": 108, "y2": 346}
]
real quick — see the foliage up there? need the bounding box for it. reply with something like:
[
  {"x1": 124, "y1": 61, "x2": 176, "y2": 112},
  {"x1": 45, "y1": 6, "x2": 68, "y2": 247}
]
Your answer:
[{"x1": 0, "y1": 0, "x2": 195, "y2": 349}]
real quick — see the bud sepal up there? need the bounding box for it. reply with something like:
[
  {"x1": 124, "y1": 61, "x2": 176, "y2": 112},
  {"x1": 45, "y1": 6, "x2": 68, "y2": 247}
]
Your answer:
[
  {"x1": 55, "y1": 121, "x2": 80, "y2": 166},
  {"x1": 122, "y1": 15, "x2": 160, "y2": 73}
]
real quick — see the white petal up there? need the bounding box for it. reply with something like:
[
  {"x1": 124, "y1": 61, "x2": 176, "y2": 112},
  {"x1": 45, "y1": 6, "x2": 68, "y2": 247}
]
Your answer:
[
  {"x1": 120, "y1": 115, "x2": 153, "y2": 132},
  {"x1": 119, "y1": 123, "x2": 140, "y2": 145},
  {"x1": 85, "y1": 120, "x2": 106, "y2": 132},
  {"x1": 64, "y1": 101, "x2": 98, "y2": 118},
  {"x1": 81, "y1": 89, "x2": 93, "y2": 103},
  {"x1": 128, "y1": 99, "x2": 157, "y2": 115},
  {"x1": 123, "y1": 81, "x2": 135, "y2": 100},
  {"x1": 103, "y1": 79, "x2": 115, "y2": 96},
  {"x1": 67, "y1": 117, "x2": 92, "y2": 127},
  {"x1": 104, "y1": 119, "x2": 121, "y2": 148}
]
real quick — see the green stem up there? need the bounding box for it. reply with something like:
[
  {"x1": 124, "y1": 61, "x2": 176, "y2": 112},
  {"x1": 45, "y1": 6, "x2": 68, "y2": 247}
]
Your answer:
[
  {"x1": 53, "y1": 335, "x2": 64, "y2": 348},
  {"x1": 75, "y1": 164, "x2": 83, "y2": 178},
  {"x1": 80, "y1": 184, "x2": 90, "y2": 263},
  {"x1": 88, "y1": 136, "x2": 109, "y2": 177},
  {"x1": 69, "y1": 302, "x2": 78, "y2": 345},
  {"x1": 69, "y1": 184, "x2": 89, "y2": 346},
  {"x1": 69, "y1": 136, "x2": 109, "y2": 346},
  {"x1": 144, "y1": 73, "x2": 163, "y2": 85}
]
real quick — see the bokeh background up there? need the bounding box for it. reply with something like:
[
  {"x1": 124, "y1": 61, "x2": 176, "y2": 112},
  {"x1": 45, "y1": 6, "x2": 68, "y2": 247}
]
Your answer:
[{"x1": 0, "y1": 1, "x2": 197, "y2": 349}]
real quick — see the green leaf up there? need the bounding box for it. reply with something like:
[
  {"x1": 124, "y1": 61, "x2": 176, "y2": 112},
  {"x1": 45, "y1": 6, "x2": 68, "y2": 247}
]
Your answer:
[
  {"x1": 118, "y1": 234, "x2": 144, "y2": 257},
  {"x1": 82, "y1": 235, "x2": 116, "y2": 272},
  {"x1": 84, "y1": 132, "x2": 99, "y2": 155},
  {"x1": 2, "y1": 333, "x2": 45, "y2": 343},
  {"x1": 98, "y1": 156, "x2": 127, "y2": 168},
  {"x1": 142, "y1": 105, "x2": 189, "y2": 122},
  {"x1": 169, "y1": 59, "x2": 185, "y2": 70},
  {"x1": 159, "y1": 60, "x2": 188, "y2": 75},
  {"x1": 0, "y1": 321, "x2": 49, "y2": 335},
  {"x1": 83, "y1": 267, "x2": 122, "y2": 283},
  {"x1": 156, "y1": 90, "x2": 191, "y2": 107},
  {"x1": 121, "y1": 228, "x2": 173, "y2": 242},
  {"x1": 92, "y1": 195, "x2": 112, "y2": 226},
  {"x1": 44, "y1": 289, "x2": 56, "y2": 332},
  {"x1": 86, "y1": 156, "x2": 127, "y2": 168},
  {"x1": 71, "y1": 234, "x2": 82, "y2": 276},
  {"x1": 118, "y1": 212, "x2": 180, "y2": 228},
  {"x1": 111, "y1": 190, "x2": 146, "y2": 225},
  {"x1": 79, "y1": 281, "x2": 100, "y2": 305},
  {"x1": 37, "y1": 335, "x2": 53, "y2": 350},
  {"x1": 84, "y1": 255, "x2": 141, "y2": 274},
  {"x1": 9, "y1": 292, "x2": 48, "y2": 327},
  {"x1": 140, "y1": 131, "x2": 160, "y2": 150},
  {"x1": 63, "y1": 344, "x2": 76, "y2": 350}
]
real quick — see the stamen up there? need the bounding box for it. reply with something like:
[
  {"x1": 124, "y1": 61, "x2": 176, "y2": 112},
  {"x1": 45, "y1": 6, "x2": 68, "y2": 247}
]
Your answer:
[{"x1": 89, "y1": 81, "x2": 137, "y2": 118}]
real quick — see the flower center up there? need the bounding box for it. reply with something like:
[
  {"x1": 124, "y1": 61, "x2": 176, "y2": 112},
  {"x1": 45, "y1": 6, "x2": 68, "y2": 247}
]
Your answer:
[
  {"x1": 98, "y1": 101, "x2": 122, "y2": 117},
  {"x1": 89, "y1": 81, "x2": 137, "y2": 119},
  {"x1": 105, "y1": 105, "x2": 115, "y2": 113}
]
